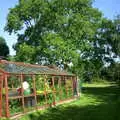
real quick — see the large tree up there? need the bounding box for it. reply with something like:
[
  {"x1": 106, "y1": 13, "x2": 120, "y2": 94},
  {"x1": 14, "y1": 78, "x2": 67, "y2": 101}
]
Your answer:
[
  {"x1": 5, "y1": 0, "x2": 105, "y2": 76},
  {"x1": 0, "y1": 36, "x2": 9, "y2": 57}
]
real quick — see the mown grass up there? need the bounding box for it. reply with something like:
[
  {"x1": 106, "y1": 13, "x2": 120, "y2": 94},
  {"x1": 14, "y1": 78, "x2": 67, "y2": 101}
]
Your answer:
[
  {"x1": 19, "y1": 82, "x2": 120, "y2": 120},
  {"x1": 1, "y1": 82, "x2": 119, "y2": 120}
]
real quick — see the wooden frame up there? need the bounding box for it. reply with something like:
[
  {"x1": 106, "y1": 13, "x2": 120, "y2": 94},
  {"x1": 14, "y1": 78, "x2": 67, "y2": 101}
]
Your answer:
[{"x1": 0, "y1": 60, "x2": 78, "y2": 118}]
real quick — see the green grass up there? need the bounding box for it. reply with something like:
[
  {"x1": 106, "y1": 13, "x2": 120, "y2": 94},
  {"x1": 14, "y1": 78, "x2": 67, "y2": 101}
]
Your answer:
[
  {"x1": 19, "y1": 82, "x2": 120, "y2": 120},
  {"x1": 2, "y1": 82, "x2": 120, "y2": 120}
]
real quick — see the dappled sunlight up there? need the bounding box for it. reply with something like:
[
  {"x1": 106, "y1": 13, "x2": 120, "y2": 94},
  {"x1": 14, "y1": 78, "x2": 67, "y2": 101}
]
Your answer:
[{"x1": 20, "y1": 83, "x2": 120, "y2": 120}]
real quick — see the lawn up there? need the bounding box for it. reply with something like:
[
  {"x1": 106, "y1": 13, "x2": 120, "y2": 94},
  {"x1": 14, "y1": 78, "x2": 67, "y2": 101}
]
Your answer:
[
  {"x1": 4, "y1": 82, "x2": 120, "y2": 120},
  {"x1": 19, "y1": 82, "x2": 120, "y2": 120}
]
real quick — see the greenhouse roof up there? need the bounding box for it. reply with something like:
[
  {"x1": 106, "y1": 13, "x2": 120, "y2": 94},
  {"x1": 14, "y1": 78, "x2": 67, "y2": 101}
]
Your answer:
[{"x1": 0, "y1": 60, "x2": 74, "y2": 76}]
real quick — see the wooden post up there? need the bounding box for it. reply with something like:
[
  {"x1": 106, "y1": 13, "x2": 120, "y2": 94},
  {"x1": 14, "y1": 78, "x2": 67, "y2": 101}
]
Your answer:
[
  {"x1": 64, "y1": 76, "x2": 68, "y2": 98},
  {"x1": 44, "y1": 75, "x2": 48, "y2": 106},
  {"x1": 32, "y1": 74, "x2": 37, "y2": 109},
  {"x1": 61, "y1": 76, "x2": 64, "y2": 100},
  {"x1": 70, "y1": 76, "x2": 74, "y2": 98},
  {"x1": 72, "y1": 76, "x2": 75, "y2": 98},
  {"x1": 73, "y1": 76, "x2": 78, "y2": 97},
  {"x1": 76, "y1": 76, "x2": 80, "y2": 97},
  {"x1": 52, "y1": 76, "x2": 56, "y2": 106},
  {"x1": 4, "y1": 74, "x2": 10, "y2": 117},
  {"x1": 58, "y1": 76, "x2": 62, "y2": 100},
  {"x1": 20, "y1": 73, "x2": 25, "y2": 113}
]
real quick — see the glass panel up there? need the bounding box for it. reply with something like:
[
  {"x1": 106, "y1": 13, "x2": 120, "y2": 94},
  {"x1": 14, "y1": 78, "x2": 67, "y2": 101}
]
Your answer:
[
  {"x1": 7, "y1": 75, "x2": 21, "y2": 97},
  {"x1": 1, "y1": 75, "x2": 6, "y2": 117},
  {"x1": 66, "y1": 78, "x2": 73, "y2": 98},
  {"x1": 66, "y1": 79, "x2": 73, "y2": 89},
  {"x1": 36, "y1": 75, "x2": 46, "y2": 107},
  {"x1": 22, "y1": 75, "x2": 36, "y2": 111},
  {"x1": 54, "y1": 77, "x2": 61, "y2": 102},
  {"x1": 23, "y1": 75, "x2": 34, "y2": 96},
  {"x1": 36, "y1": 75, "x2": 45, "y2": 92},
  {"x1": 9, "y1": 99, "x2": 23, "y2": 116},
  {"x1": 61, "y1": 78, "x2": 67, "y2": 100},
  {"x1": 24, "y1": 96, "x2": 36, "y2": 111},
  {"x1": 67, "y1": 89, "x2": 73, "y2": 98},
  {"x1": 46, "y1": 76, "x2": 54, "y2": 105},
  {"x1": 37, "y1": 94, "x2": 46, "y2": 107}
]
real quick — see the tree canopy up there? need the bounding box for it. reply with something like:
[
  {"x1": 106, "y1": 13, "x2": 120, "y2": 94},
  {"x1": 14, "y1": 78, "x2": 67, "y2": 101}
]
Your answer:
[
  {"x1": 0, "y1": 36, "x2": 9, "y2": 57},
  {"x1": 5, "y1": 0, "x2": 120, "y2": 78}
]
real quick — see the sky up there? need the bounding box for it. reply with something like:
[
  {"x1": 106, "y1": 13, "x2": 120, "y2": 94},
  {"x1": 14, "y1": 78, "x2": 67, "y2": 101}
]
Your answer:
[{"x1": 0, "y1": 0, "x2": 120, "y2": 55}]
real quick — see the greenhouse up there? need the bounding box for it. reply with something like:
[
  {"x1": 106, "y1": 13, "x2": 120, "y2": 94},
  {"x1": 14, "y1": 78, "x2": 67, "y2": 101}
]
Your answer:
[{"x1": 0, "y1": 59, "x2": 78, "y2": 118}]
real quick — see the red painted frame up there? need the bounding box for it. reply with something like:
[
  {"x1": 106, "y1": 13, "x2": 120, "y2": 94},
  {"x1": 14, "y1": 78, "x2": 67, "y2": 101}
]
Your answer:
[{"x1": 0, "y1": 60, "x2": 79, "y2": 118}]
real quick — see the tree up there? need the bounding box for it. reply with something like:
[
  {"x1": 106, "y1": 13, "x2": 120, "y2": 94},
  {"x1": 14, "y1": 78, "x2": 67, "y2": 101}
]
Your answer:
[
  {"x1": 5, "y1": 0, "x2": 104, "y2": 76},
  {"x1": 110, "y1": 15, "x2": 120, "y2": 57},
  {"x1": 0, "y1": 36, "x2": 9, "y2": 57},
  {"x1": 93, "y1": 16, "x2": 120, "y2": 64},
  {"x1": 15, "y1": 43, "x2": 36, "y2": 63}
]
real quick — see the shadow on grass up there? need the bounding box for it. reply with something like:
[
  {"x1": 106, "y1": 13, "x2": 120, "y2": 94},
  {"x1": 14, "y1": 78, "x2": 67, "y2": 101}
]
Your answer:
[
  {"x1": 82, "y1": 85, "x2": 120, "y2": 103},
  {"x1": 21, "y1": 85, "x2": 120, "y2": 120}
]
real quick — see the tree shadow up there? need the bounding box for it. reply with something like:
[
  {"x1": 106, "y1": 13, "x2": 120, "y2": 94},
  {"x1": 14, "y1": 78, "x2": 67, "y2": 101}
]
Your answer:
[
  {"x1": 82, "y1": 85, "x2": 120, "y2": 103},
  {"x1": 22, "y1": 85, "x2": 120, "y2": 120}
]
